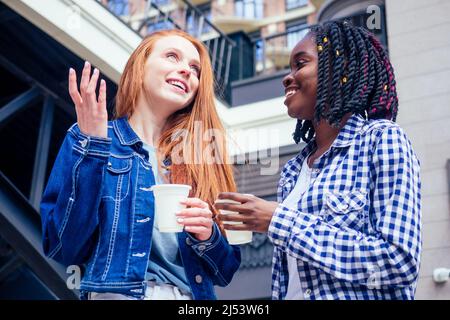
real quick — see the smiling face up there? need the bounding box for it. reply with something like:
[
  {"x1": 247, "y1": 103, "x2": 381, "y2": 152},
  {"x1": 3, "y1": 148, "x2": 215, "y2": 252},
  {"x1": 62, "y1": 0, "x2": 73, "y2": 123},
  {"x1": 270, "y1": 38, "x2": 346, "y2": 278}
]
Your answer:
[
  {"x1": 282, "y1": 32, "x2": 318, "y2": 120},
  {"x1": 142, "y1": 35, "x2": 201, "y2": 116}
]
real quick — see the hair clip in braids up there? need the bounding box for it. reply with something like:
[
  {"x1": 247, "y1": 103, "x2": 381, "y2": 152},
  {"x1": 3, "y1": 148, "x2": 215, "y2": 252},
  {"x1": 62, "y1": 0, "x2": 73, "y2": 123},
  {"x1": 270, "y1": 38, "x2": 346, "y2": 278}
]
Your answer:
[
  {"x1": 336, "y1": 49, "x2": 340, "y2": 56},
  {"x1": 317, "y1": 45, "x2": 323, "y2": 52},
  {"x1": 322, "y1": 37, "x2": 328, "y2": 43},
  {"x1": 341, "y1": 76, "x2": 348, "y2": 84},
  {"x1": 383, "y1": 84, "x2": 388, "y2": 91}
]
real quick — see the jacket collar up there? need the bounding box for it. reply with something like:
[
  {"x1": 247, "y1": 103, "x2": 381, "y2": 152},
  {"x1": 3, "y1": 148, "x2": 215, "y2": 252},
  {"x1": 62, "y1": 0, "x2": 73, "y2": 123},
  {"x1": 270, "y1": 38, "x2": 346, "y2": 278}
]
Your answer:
[{"x1": 113, "y1": 117, "x2": 143, "y2": 146}]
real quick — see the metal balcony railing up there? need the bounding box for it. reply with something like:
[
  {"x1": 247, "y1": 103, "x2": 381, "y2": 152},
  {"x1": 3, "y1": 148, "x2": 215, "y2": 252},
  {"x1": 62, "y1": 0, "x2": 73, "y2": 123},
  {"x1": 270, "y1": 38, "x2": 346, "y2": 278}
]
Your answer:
[
  {"x1": 97, "y1": 0, "x2": 235, "y2": 102},
  {"x1": 251, "y1": 5, "x2": 388, "y2": 77},
  {"x1": 252, "y1": 23, "x2": 311, "y2": 76}
]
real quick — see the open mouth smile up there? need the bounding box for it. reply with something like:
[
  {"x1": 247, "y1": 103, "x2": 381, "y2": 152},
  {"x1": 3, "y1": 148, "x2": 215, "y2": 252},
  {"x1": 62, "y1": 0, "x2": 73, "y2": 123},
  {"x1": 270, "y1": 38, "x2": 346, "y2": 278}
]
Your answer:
[{"x1": 167, "y1": 79, "x2": 188, "y2": 93}]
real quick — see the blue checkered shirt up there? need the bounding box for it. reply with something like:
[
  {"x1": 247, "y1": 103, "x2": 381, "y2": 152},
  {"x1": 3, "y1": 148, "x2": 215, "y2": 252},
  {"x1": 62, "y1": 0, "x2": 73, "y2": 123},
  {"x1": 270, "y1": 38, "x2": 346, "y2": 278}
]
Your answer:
[{"x1": 268, "y1": 114, "x2": 422, "y2": 300}]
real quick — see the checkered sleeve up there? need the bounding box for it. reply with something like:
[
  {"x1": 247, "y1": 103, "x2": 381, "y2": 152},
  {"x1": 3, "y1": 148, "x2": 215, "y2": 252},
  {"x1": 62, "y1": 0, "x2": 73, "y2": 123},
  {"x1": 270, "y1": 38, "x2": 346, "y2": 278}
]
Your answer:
[{"x1": 268, "y1": 125, "x2": 422, "y2": 288}]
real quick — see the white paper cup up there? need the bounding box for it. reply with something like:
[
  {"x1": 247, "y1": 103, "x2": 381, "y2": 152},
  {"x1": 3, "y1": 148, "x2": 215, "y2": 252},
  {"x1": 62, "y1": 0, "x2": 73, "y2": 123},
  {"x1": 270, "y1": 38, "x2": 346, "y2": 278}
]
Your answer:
[
  {"x1": 215, "y1": 199, "x2": 252, "y2": 245},
  {"x1": 151, "y1": 184, "x2": 192, "y2": 233}
]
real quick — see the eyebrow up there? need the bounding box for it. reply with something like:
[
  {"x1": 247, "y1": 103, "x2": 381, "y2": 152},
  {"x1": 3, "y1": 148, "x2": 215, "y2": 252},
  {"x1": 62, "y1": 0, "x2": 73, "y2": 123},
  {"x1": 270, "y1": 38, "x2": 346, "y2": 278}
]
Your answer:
[
  {"x1": 292, "y1": 51, "x2": 310, "y2": 60},
  {"x1": 164, "y1": 47, "x2": 200, "y2": 67},
  {"x1": 289, "y1": 50, "x2": 313, "y2": 69}
]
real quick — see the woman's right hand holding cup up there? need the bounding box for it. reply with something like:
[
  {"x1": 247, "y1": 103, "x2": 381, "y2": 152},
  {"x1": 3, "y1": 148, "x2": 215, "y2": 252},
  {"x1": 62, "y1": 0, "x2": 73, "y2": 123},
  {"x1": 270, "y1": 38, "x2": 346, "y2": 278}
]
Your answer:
[{"x1": 68, "y1": 61, "x2": 108, "y2": 138}]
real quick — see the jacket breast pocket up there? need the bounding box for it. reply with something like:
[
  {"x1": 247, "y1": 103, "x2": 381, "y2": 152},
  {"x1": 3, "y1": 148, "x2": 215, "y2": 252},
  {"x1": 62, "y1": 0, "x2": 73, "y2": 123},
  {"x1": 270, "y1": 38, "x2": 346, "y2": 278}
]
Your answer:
[
  {"x1": 322, "y1": 191, "x2": 367, "y2": 231},
  {"x1": 101, "y1": 155, "x2": 133, "y2": 202}
]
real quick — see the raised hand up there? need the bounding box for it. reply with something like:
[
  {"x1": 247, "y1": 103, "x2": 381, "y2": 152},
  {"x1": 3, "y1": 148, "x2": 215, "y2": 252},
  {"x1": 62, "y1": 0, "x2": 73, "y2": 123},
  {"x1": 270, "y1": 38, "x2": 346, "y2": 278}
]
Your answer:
[{"x1": 68, "y1": 61, "x2": 108, "y2": 138}]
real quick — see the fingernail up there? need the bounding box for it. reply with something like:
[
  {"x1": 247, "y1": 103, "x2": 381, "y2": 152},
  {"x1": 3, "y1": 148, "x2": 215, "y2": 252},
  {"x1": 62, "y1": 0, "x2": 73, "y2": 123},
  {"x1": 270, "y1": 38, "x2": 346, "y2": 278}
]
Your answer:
[
  {"x1": 177, "y1": 218, "x2": 184, "y2": 223},
  {"x1": 94, "y1": 68, "x2": 98, "y2": 74},
  {"x1": 69, "y1": 68, "x2": 74, "y2": 73},
  {"x1": 85, "y1": 61, "x2": 89, "y2": 67}
]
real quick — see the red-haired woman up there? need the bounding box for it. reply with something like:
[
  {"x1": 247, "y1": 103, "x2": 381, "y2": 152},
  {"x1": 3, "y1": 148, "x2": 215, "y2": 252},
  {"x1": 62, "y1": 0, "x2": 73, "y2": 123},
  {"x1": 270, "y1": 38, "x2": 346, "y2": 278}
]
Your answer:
[{"x1": 40, "y1": 30, "x2": 239, "y2": 300}]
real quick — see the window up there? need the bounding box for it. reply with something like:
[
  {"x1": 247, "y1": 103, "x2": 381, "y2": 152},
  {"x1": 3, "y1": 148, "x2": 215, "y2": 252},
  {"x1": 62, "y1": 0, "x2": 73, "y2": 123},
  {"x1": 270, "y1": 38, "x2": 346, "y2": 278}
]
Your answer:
[
  {"x1": 286, "y1": 19, "x2": 309, "y2": 49},
  {"x1": 187, "y1": 3, "x2": 212, "y2": 35},
  {"x1": 285, "y1": 0, "x2": 308, "y2": 11},
  {"x1": 146, "y1": 20, "x2": 173, "y2": 34},
  {"x1": 254, "y1": 40, "x2": 264, "y2": 65},
  {"x1": 152, "y1": 0, "x2": 170, "y2": 5},
  {"x1": 235, "y1": 0, "x2": 264, "y2": 19},
  {"x1": 106, "y1": 0, "x2": 129, "y2": 16},
  {"x1": 248, "y1": 31, "x2": 263, "y2": 66}
]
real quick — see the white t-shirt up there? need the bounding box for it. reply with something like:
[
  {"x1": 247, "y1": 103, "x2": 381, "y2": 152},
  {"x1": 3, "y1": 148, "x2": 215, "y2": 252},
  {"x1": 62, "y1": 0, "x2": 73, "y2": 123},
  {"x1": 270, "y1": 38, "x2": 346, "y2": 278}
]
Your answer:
[{"x1": 281, "y1": 157, "x2": 312, "y2": 300}]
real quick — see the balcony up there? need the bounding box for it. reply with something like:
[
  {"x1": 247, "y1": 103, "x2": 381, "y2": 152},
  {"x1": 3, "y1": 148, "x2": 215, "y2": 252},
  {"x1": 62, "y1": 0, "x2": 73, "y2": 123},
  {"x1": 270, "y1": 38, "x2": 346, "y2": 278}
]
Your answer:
[
  {"x1": 98, "y1": 0, "x2": 235, "y2": 102},
  {"x1": 254, "y1": 24, "x2": 310, "y2": 74},
  {"x1": 211, "y1": 0, "x2": 265, "y2": 34},
  {"x1": 229, "y1": 24, "x2": 310, "y2": 107},
  {"x1": 231, "y1": 6, "x2": 388, "y2": 107}
]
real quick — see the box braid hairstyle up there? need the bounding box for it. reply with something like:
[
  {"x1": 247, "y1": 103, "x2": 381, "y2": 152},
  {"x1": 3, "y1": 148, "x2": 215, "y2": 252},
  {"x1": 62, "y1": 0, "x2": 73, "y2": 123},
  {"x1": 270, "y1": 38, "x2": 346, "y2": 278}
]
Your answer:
[{"x1": 293, "y1": 20, "x2": 398, "y2": 144}]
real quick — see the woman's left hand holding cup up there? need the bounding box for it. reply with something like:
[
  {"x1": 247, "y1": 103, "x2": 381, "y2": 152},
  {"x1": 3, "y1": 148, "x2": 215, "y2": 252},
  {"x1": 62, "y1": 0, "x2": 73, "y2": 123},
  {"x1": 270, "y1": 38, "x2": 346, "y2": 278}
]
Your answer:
[{"x1": 177, "y1": 198, "x2": 214, "y2": 241}]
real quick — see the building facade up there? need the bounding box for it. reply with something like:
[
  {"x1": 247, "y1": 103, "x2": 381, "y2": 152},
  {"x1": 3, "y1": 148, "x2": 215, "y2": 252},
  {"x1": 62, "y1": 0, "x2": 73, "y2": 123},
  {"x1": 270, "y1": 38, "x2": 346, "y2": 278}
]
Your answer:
[{"x1": 0, "y1": 0, "x2": 449, "y2": 299}]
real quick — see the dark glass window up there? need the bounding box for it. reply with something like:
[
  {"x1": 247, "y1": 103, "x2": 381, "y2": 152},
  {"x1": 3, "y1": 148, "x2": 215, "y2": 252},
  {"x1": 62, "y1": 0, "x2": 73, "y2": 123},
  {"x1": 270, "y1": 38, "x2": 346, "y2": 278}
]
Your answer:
[
  {"x1": 146, "y1": 19, "x2": 173, "y2": 34},
  {"x1": 235, "y1": 0, "x2": 264, "y2": 19},
  {"x1": 106, "y1": 0, "x2": 129, "y2": 16},
  {"x1": 286, "y1": 19, "x2": 309, "y2": 49},
  {"x1": 153, "y1": 0, "x2": 170, "y2": 5},
  {"x1": 285, "y1": 0, "x2": 308, "y2": 11}
]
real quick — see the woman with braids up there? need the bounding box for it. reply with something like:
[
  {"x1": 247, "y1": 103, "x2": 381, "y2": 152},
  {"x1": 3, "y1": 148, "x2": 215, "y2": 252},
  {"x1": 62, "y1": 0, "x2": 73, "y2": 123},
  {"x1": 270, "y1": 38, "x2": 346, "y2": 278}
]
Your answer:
[
  {"x1": 215, "y1": 21, "x2": 421, "y2": 300},
  {"x1": 40, "y1": 30, "x2": 239, "y2": 300}
]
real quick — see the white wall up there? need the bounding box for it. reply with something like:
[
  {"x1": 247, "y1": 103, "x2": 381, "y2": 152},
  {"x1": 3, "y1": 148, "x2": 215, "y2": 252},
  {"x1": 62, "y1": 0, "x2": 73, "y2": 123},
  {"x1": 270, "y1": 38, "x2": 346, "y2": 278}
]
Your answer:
[{"x1": 386, "y1": 0, "x2": 450, "y2": 299}]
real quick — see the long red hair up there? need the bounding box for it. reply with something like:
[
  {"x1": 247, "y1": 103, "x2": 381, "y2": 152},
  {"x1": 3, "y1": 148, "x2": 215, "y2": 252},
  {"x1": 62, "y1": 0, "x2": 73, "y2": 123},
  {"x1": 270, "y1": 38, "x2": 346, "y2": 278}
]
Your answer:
[{"x1": 115, "y1": 29, "x2": 236, "y2": 226}]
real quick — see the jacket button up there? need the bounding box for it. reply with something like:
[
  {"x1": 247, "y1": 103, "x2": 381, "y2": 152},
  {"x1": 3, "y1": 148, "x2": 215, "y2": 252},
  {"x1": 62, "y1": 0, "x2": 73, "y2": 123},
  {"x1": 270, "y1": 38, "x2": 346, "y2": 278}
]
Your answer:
[
  {"x1": 186, "y1": 238, "x2": 192, "y2": 245},
  {"x1": 304, "y1": 289, "x2": 312, "y2": 297},
  {"x1": 79, "y1": 139, "x2": 88, "y2": 148},
  {"x1": 198, "y1": 244, "x2": 206, "y2": 251},
  {"x1": 195, "y1": 275, "x2": 203, "y2": 284}
]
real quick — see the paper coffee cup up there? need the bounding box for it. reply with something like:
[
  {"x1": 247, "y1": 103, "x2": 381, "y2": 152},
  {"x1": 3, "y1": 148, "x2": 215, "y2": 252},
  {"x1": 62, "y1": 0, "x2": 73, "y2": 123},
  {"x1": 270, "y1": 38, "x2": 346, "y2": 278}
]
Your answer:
[
  {"x1": 151, "y1": 184, "x2": 191, "y2": 233},
  {"x1": 215, "y1": 199, "x2": 252, "y2": 245}
]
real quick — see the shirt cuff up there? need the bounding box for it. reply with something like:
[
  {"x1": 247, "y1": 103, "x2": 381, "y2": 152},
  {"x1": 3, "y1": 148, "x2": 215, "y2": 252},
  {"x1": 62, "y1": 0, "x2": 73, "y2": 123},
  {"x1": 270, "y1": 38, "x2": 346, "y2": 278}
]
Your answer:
[
  {"x1": 268, "y1": 203, "x2": 302, "y2": 249},
  {"x1": 69, "y1": 124, "x2": 112, "y2": 157},
  {"x1": 186, "y1": 223, "x2": 220, "y2": 256}
]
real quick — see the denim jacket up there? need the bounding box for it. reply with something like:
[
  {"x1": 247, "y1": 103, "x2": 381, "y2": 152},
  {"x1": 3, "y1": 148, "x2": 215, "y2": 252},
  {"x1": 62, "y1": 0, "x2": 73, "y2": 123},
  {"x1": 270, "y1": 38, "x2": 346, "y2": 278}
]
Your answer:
[{"x1": 40, "y1": 117, "x2": 241, "y2": 300}]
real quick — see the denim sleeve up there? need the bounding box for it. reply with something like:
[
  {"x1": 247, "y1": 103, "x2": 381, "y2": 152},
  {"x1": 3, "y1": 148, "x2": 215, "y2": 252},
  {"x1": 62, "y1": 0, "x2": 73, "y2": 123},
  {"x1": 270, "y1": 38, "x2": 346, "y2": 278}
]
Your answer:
[
  {"x1": 40, "y1": 124, "x2": 111, "y2": 266},
  {"x1": 186, "y1": 223, "x2": 241, "y2": 286}
]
